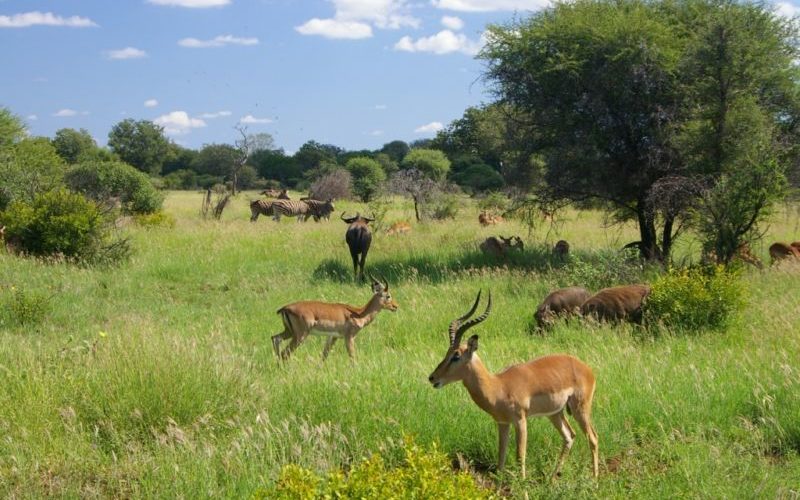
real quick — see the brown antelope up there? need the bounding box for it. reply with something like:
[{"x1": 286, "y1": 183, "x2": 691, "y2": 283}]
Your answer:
[
  {"x1": 534, "y1": 287, "x2": 592, "y2": 330},
  {"x1": 581, "y1": 284, "x2": 651, "y2": 324},
  {"x1": 480, "y1": 235, "x2": 523, "y2": 259},
  {"x1": 478, "y1": 210, "x2": 503, "y2": 226},
  {"x1": 342, "y1": 212, "x2": 374, "y2": 280},
  {"x1": 553, "y1": 240, "x2": 570, "y2": 261},
  {"x1": 272, "y1": 275, "x2": 398, "y2": 361},
  {"x1": 428, "y1": 291, "x2": 599, "y2": 480},
  {"x1": 386, "y1": 221, "x2": 412, "y2": 236},
  {"x1": 769, "y1": 242, "x2": 800, "y2": 264},
  {"x1": 791, "y1": 241, "x2": 800, "y2": 250}
]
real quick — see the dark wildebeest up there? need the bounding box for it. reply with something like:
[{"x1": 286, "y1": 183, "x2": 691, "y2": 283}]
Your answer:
[
  {"x1": 534, "y1": 286, "x2": 592, "y2": 330},
  {"x1": 553, "y1": 240, "x2": 570, "y2": 261},
  {"x1": 769, "y1": 242, "x2": 800, "y2": 264},
  {"x1": 342, "y1": 212, "x2": 374, "y2": 281},
  {"x1": 581, "y1": 284, "x2": 651, "y2": 324}
]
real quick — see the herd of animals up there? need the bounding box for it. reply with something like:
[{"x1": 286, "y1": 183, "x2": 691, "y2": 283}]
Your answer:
[{"x1": 245, "y1": 189, "x2": 800, "y2": 480}]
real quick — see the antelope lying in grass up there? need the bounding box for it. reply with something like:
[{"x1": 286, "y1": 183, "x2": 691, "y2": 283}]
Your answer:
[
  {"x1": 478, "y1": 211, "x2": 504, "y2": 226},
  {"x1": 480, "y1": 236, "x2": 523, "y2": 259},
  {"x1": 272, "y1": 275, "x2": 397, "y2": 361},
  {"x1": 428, "y1": 291, "x2": 599, "y2": 480},
  {"x1": 386, "y1": 221, "x2": 411, "y2": 236}
]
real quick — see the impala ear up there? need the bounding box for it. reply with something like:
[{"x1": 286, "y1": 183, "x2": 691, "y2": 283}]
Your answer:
[{"x1": 467, "y1": 335, "x2": 479, "y2": 353}]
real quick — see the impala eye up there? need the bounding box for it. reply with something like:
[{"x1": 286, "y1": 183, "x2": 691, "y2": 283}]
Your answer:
[{"x1": 450, "y1": 354, "x2": 460, "y2": 363}]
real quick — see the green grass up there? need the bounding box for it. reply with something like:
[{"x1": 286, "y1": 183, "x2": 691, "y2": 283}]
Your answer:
[{"x1": 1, "y1": 191, "x2": 799, "y2": 498}]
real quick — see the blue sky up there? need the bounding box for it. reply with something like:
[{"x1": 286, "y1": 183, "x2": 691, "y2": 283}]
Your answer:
[{"x1": 0, "y1": 0, "x2": 557, "y2": 152}]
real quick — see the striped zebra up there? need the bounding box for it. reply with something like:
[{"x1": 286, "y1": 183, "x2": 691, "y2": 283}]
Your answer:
[
  {"x1": 302, "y1": 198, "x2": 336, "y2": 221},
  {"x1": 249, "y1": 199, "x2": 275, "y2": 222},
  {"x1": 271, "y1": 199, "x2": 311, "y2": 221}
]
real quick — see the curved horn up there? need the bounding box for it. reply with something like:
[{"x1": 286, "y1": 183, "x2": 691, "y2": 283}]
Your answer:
[
  {"x1": 448, "y1": 290, "x2": 482, "y2": 346},
  {"x1": 340, "y1": 212, "x2": 349, "y2": 221},
  {"x1": 379, "y1": 274, "x2": 389, "y2": 291},
  {"x1": 452, "y1": 291, "x2": 492, "y2": 347},
  {"x1": 368, "y1": 272, "x2": 380, "y2": 287},
  {"x1": 364, "y1": 213, "x2": 376, "y2": 222}
]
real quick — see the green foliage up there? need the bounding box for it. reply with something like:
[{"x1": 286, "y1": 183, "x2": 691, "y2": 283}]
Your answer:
[
  {"x1": 379, "y1": 140, "x2": 410, "y2": 162},
  {"x1": 646, "y1": 265, "x2": 746, "y2": 332},
  {"x1": 451, "y1": 163, "x2": 505, "y2": 192},
  {"x1": 562, "y1": 248, "x2": 648, "y2": 290},
  {"x1": 162, "y1": 169, "x2": 200, "y2": 190},
  {"x1": 0, "y1": 285, "x2": 51, "y2": 327},
  {"x1": 51, "y1": 128, "x2": 98, "y2": 164},
  {"x1": 346, "y1": 156, "x2": 386, "y2": 202},
  {"x1": 250, "y1": 149, "x2": 302, "y2": 187},
  {"x1": 429, "y1": 192, "x2": 460, "y2": 220},
  {"x1": 401, "y1": 149, "x2": 451, "y2": 181},
  {"x1": 133, "y1": 211, "x2": 176, "y2": 228},
  {"x1": 107, "y1": 119, "x2": 170, "y2": 175},
  {"x1": 65, "y1": 160, "x2": 163, "y2": 214},
  {"x1": 0, "y1": 188, "x2": 128, "y2": 264},
  {"x1": 258, "y1": 437, "x2": 495, "y2": 499},
  {"x1": 477, "y1": 192, "x2": 509, "y2": 213},
  {"x1": 0, "y1": 106, "x2": 27, "y2": 148},
  {"x1": 192, "y1": 143, "x2": 240, "y2": 178},
  {"x1": 0, "y1": 137, "x2": 66, "y2": 210}
]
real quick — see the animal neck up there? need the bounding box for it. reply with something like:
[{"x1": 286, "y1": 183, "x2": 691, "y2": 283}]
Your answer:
[
  {"x1": 461, "y1": 354, "x2": 501, "y2": 417},
  {"x1": 353, "y1": 293, "x2": 383, "y2": 320}
]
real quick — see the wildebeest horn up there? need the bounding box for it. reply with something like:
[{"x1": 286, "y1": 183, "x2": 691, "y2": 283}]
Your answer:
[
  {"x1": 340, "y1": 212, "x2": 350, "y2": 221},
  {"x1": 449, "y1": 290, "x2": 482, "y2": 347},
  {"x1": 453, "y1": 291, "x2": 492, "y2": 347}
]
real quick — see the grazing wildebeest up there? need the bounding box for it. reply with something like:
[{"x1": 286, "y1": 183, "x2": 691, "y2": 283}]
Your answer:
[
  {"x1": 342, "y1": 212, "x2": 374, "y2": 281},
  {"x1": 581, "y1": 284, "x2": 651, "y2": 324},
  {"x1": 480, "y1": 235, "x2": 523, "y2": 259},
  {"x1": 534, "y1": 286, "x2": 592, "y2": 330},
  {"x1": 553, "y1": 240, "x2": 570, "y2": 260},
  {"x1": 769, "y1": 242, "x2": 800, "y2": 264}
]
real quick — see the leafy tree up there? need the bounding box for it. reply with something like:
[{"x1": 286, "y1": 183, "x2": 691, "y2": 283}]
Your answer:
[
  {"x1": 294, "y1": 140, "x2": 342, "y2": 172},
  {"x1": 401, "y1": 148, "x2": 451, "y2": 181},
  {"x1": 250, "y1": 149, "x2": 301, "y2": 186},
  {"x1": 380, "y1": 140, "x2": 410, "y2": 162},
  {"x1": 51, "y1": 128, "x2": 98, "y2": 164},
  {"x1": 65, "y1": 160, "x2": 164, "y2": 214},
  {"x1": 192, "y1": 143, "x2": 240, "y2": 179},
  {"x1": 162, "y1": 144, "x2": 198, "y2": 175},
  {"x1": 346, "y1": 156, "x2": 386, "y2": 201},
  {"x1": 0, "y1": 106, "x2": 26, "y2": 148},
  {"x1": 389, "y1": 168, "x2": 440, "y2": 222},
  {"x1": 0, "y1": 137, "x2": 65, "y2": 210},
  {"x1": 450, "y1": 163, "x2": 505, "y2": 192},
  {"x1": 107, "y1": 119, "x2": 170, "y2": 175},
  {"x1": 374, "y1": 153, "x2": 399, "y2": 177}
]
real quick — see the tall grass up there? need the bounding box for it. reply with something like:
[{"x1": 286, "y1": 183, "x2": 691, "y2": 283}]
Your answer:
[{"x1": 0, "y1": 191, "x2": 798, "y2": 497}]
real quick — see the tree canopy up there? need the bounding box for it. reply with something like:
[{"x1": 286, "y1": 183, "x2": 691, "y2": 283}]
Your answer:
[{"x1": 107, "y1": 119, "x2": 170, "y2": 175}]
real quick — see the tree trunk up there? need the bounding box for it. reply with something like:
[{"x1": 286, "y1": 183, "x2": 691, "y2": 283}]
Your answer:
[
  {"x1": 661, "y1": 215, "x2": 675, "y2": 262},
  {"x1": 413, "y1": 196, "x2": 421, "y2": 222},
  {"x1": 635, "y1": 201, "x2": 662, "y2": 261}
]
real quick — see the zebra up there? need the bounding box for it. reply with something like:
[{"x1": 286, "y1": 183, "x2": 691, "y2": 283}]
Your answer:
[
  {"x1": 302, "y1": 198, "x2": 336, "y2": 221},
  {"x1": 250, "y1": 199, "x2": 275, "y2": 222},
  {"x1": 271, "y1": 199, "x2": 311, "y2": 221}
]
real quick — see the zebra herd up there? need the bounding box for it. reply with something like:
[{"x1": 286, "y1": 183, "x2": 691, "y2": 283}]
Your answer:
[{"x1": 250, "y1": 197, "x2": 336, "y2": 223}]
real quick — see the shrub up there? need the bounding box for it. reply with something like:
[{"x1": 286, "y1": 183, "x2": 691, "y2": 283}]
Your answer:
[
  {"x1": 477, "y1": 192, "x2": 509, "y2": 213},
  {"x1": 561, "y1": 248, "x2": 646, "y2": 290},
  {"x1": 256, "y1": 437, "x2": 495, "y2": 499},
  {"x1": 309, "y1": 168, "x2": 353, "y2": 200},
  {"x1": 346, "y1": 157, "x2": 386, "y2": 202},
  {"x1": 451, "y1": 164, "x2": 505, "y2": 192},
  {"x1": 645, "y1": 265, "x2": 746, "y2": 331},
  {"x1": 429, "y1": 192, "x2": 460, "y2": 220},
  {"x1": 162, "y1": 169, "x2": 198, "y2": 190},
  {"x1": 65, "y1": 160, "x2": 163, "y2": 214},
  {"x1": 0, "y1": 137, "x2": 66, "y2": 210},
  {"x1": 133, "y1": 211, "x2": 176, "y2": 228},
  {"x1": 0, "y1": 188, "x2": 129, "y2": 264},
  {"x1": 1, "y1": 285, "x2": 51, "y2": 327}
]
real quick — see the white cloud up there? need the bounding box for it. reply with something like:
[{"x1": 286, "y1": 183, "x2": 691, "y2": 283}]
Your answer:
[
  {"x1": 154, "y1": 111, "x2": 207, "y2": 135},
  {"x1": 239, "y1": 114, "x2": 272, "y2": 124},
  {"x1": 295, "y1": 18, "x2": 373, "y2": 39},
  {"x1": 105, "y1": 47, "x2": 147, "y2": 60},
  {"x1": 395, "y1": 30, "x2": 482, "y2": 55},
  {"x1": 374, "y1": 104, "x2": 388, "y2": 110},
  {"x1": 199, "y1": 110, "x2": 232, "y2": 118},
  {"x1": 0, "y1": 11, "x2": 97, "y2": 28},
  {"x1": 53, "y1": 109, "x2": 77, "y2": 117},
  {"x1": 27, "y1": 114, "x2": 38, "y2": 121},
  {"x1": 775, "y1": 1, "x2": 800, "y2": 18},
  {"x1": 369, "y1": 130, "x2": 384, "y2": 136},
  {"x1": 147, "y1": 0, "x2": 230, "y2": 8},
  {"x1": 178, "y1": 34, "x2": 259, "y2": 48},
  {"x1": 296, "y1": 0, "x2": 419, "y2": 39},
  {"x1": 441, "y1": 15, "x2": 464, "y2": 30},
  {"x1": 414, "y1": 121, "x2": 444, "y2": 134},
  {"x1": 144, "y1": 99, "x2": 159, "y2": 108},
  {"x1": 431, "y1": 0, "x2": 549, "y2": 12}
]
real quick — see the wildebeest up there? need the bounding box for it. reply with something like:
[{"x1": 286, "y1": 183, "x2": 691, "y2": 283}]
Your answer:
[
  {"x1": 302, "y1": 198, "x2": 335, "y2": 221},
  {"x1": 769, "y1": 242, "x2": 800, "y2": 264},
  {"x1": 342, "y1": 212, "x2": 374, "y2": 280},
  {"x1": 478, "y1": 211, "x2": 503, "y2": 226},
  {"x1": 386, "y1": 221, "x2": 411, "y2": 236},
  {"x1": 553, "y1": 240, "x2": 570, "y2": 260},
  {"x1": 534, "y1": 286, "x2": 592, "y2": 330},
  {"x1": 480, "y1": 235, "x2": 523, "y2": 258},
  {"x1": 249, "y1": 199, "x2": 275, "y2": 222},
  {"x1": 580, "y1": 284, "x2": 651, "y2": 324}
]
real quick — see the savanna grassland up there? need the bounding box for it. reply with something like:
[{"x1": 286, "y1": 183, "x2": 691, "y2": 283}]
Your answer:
[{"x1": 1, "y1": 191, "x2": 799, "y2": 498}]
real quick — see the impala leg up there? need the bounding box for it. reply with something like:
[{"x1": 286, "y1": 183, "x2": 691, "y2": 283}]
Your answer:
[
  {"x1": 271, "y1": 331, "x2": 291, "y2": 359},
  {"x1": 322, "y1": 337, "x2": 338, "y2": 360},
  {"x1": 514, "y1": 418, "x2": 528, "y2": 479},
  {"x1": 279, "y1": 337, "x2": 301, "y2": 360},
  {"x1": 570, "y1": 397, "x2": 600, "y2": 478},
  {"x1": 344, "y1": 334, "x2": 356, "y2": 361},
  {"x1": 548, "y1": 412, "x2": 576, "y2": 480},
  {"x1": 497, "y1": 423, "x2": 510, "y2": 472}
]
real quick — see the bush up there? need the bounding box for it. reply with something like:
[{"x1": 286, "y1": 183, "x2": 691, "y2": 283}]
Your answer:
[
  {"x1": 162, "y1": 169, "x2": 198, "y2": 190},
  {"x1": 645, "y1": 265, "x2": 746, "y2": 331},
  {"x1": 0, "y1": 137, "x2": 66, "y2": 210},
  {"x1": 133, "y1": 211, "x2": 176, "y2": 228},
  {"x1": 477, "y1": 192, "x2": 509, "y2": 212},
  {"x1": 309, "y1": 168, "x2": 353, "y2": 200},
  {"x1": 256, "y1": 437, "x2": 495, "y2": 499},
  {"x1": 0, "y1": 285, "x2": 51, "y2": 327},
  {"x1": 65, "y1": 160, "x2": 163, "y2": 214},
  {"x1": 561, "y1": 248, "x2": 647, "y2": 290},
  {"x1": 451, "y1": 164, "x2": 505, "y2": 192},
  {"x1": 429, "y1": 192, "x2": 461, "y2": 220},
  {"x1": 0, "y1": 188, "x2": 129, "y2": 264},
  {"x1": 346, "y1": 157, "x2": 386, "y2": 202}
]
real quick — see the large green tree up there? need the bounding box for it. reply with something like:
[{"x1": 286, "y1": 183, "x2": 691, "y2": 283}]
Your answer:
[
  {"x1": 400, "y1": 149, "x2": 451, "y2": 182},
  {"x1": 107, "y1": 119, "x2": 170, "y2": 175},
  {"x1": 0, "y1": 137, "x2": 66, "y2": 209},
  {"x1": 52, "y1": 128, "x2": 98, "y2": 164},
  {"x1": 192, "y1": 144, "x2": 240, "y2": 180},
  {"x1": 346, "y1": 157, "x2": 386, "y2": 201},
  {"x1": 0, "y1": 107, "x2": 26, "y2": 148}
]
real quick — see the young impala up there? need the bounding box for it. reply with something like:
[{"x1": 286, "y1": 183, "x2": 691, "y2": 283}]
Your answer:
[
  {"x1": 272, "y1": 275, "x2": 398, "y2": 361},
  {"x1": 428, "y1": 291, "x2": 599, "y2": 480}
]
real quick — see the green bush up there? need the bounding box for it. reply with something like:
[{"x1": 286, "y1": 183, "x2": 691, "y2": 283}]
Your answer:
[
  {"x1": 256, "y1": 437, "x2": 495, "y2": 499},
  {"x1": 645, "y1": 265, "x2": 746, "y2": 331},
  {"x1": 430, "y1": 193, "x2": 460, "y2": 220},
  {"x1": 133, "y1": 210, "x2": 176, "y2": 228},
  {"x1": 1, "y1": 285, "x2": 51, "y2": 327},
  {"x1": 0, "y1": 188, "x2": 129, "y2": 264},
  {"x1": 64, "y1": 160, "x2": 163, "y2": 214},
  {"x1": 451, "y1": 164, "x2": 505, "y2": 192},
  {"x1": 346, "y1": 157, "x2": 386, "y2": 202}
]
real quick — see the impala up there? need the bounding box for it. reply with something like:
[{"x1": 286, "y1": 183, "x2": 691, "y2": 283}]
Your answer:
[
  {"x1": 428, "y1": 291, "x2": 599, "y2": 480},
  {"x1": 272, "y1": 275, "x2": 397, "y2": 361}
]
